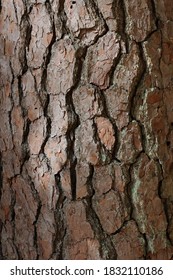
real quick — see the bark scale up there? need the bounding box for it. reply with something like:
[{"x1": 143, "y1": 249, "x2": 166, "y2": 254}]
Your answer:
[{"x1": 0, "y1": 0, "x2": 173, "y2": 259}]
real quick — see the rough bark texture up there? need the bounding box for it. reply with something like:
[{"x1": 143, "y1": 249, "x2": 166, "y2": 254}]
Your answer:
[{"x1": 0, "y1": 0, "x2": 173, "y2": 260}]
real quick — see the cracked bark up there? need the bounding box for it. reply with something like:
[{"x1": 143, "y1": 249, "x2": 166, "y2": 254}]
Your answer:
[{"x1": 0, "y1": 0, "x2": 173, "y2": 259}]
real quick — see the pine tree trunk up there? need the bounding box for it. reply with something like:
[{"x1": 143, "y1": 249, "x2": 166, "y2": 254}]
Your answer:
[{"x1": 0, "y1": 0, "x2": 173, "y2": 260}]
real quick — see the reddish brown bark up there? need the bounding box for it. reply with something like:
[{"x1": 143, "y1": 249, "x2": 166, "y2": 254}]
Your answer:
[{"x1": 0, "y1": 0, "x2": 173, "y2": 259}]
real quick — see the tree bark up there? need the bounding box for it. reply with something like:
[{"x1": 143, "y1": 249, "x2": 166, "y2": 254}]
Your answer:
[{"x1": 0, "y1": 0, "x2": 173, "y2": 260}]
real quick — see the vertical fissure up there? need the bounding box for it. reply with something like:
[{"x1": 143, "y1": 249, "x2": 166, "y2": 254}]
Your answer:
[
  {"x1": 52, "y1": 173, "x2": 66, "y2": 259},
  {"x1": 85, "y1": 197, "x2": 117, "y2": 259},
  {"x1": 65, "y1": 91, "x2": 79, "y2": 201}
]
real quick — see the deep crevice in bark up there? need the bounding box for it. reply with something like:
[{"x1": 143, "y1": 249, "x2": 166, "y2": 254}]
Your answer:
[{"x1": 85, "y1": 198, "x2": 117, "y2": 259}]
